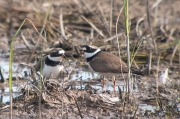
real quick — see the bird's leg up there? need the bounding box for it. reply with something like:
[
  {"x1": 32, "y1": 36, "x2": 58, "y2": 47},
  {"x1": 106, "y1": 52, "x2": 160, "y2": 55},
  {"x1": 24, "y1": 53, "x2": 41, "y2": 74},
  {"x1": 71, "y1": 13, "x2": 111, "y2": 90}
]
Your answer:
[
  {"x1": 101, "y1": 76, "x2": 106, "y2": 90},
  {"x1": 112, "y1": 76, "x2": 116, "y2": 92}
]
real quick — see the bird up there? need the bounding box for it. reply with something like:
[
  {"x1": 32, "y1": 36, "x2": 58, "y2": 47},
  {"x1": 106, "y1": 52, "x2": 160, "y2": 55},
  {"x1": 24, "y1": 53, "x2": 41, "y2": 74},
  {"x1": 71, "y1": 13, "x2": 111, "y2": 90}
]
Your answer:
[
  {"x1": 34, "y1": 48, "x2": 66, "y2": 79},
  {"x1": 80, "y1": 45, "x2": 142, "y2": 91}
]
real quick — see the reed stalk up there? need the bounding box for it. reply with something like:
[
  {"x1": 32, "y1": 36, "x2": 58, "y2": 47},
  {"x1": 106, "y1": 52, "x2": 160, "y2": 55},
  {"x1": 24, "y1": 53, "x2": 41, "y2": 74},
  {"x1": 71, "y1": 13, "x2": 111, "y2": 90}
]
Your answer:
[{"x1": 123, "y1": 0, "x2": 131, "y2": 93}]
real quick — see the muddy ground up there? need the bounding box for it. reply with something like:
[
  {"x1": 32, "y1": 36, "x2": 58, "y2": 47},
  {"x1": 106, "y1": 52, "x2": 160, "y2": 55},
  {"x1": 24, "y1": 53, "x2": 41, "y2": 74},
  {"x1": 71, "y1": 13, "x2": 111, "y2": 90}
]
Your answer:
[{"x1": 0, "y1": 0, "x2": 180, "y2": 118}]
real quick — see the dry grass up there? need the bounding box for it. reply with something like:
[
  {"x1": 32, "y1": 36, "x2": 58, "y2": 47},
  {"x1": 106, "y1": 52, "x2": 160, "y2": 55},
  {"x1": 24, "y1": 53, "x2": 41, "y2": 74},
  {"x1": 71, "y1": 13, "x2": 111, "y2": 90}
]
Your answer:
[{"x1": 0, "y1": 0, "x2": 180, "y2": 118}]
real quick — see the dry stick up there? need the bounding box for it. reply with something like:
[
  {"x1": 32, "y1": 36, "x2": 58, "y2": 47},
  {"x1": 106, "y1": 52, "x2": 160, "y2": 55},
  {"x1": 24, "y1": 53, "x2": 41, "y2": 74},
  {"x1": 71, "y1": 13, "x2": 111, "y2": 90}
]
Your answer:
[
  {"x1": 21, "y1": 32, "x2": 33, "y2": 50},
  {"x1": 148, "y1": 50, "x2": 152, "y2": 75},
  {"x1": 136, "y1": 16, "x2": 145, "y2": 38},
  {"x1": 151, "y1": 0, "x2": 162, "y2": 9},
  {"x1": 90, "y1": 28, "x2": 94, "y2": 40},
  {"x1": 110, "y1": 0, "x2": 114, "y2": 36},
  {"x1": 72, "y1": 0, "x2": 109, "y2": 37},
  {"x1": 167, "y1": 28, "x2": 176, "y2": 43},
  {"x1": 132, "y1": 106, "x2": 138, "y2": 118},
  {"x1": 118, "y1": 86, "x2": 122, "y2": 100},
  {"x1": 59, "y1": 9, "x2": 67, "y2": 40},
  {"x1": 73, "y1": 96, "x2": 83, "y2": 118},
  {"x1": 39, "y1": 30, "x2": 48, "y2": 119},
  {"x1": 27, "y1": 23, "x2": 47, "y2": 63},
  {"x1": 74, "y1": 46, "x2": 81, "y2": 57},
  {"x1": 179, "y1": 42, "x2": 180, "y2": 73},
  {"x1": 81, "y1": 15, "x2": 104, "y2": 37},
  {"x1": 116, "y1": 5, "x2": 125, "y2": 80},
  {"x1": 79, "y1": 0, "x2": 110, "y2": 36},
  {"x1": 61, "y1": 74, "x2": 65, "y2": 118},
  {"x1": 152, "y1": 0, "x2": 162, "y2": 27},
  {"x1": 9, "y1": 90, "x2": 12, "y2": 119},
  {"x1": 170, "y1": 44, "x2": 178, "y2": 66},
  {"x1": 156, "y1": 54, "x2": 161, "y2": 98},
  {"x1": 103, "y1": 32, "x2": 125, "y2": 43},
  {"x1": 124, "y1": 0, "x2": 130, "y2": 96},
  {"x1": 146, "y1": 0, "x2": 157, "y2": 55},
  {"x1": 38, "y1": 86, "x2": 42, "y2": 119},
  {"x1": 98, "y1": 2, "x2": 110, "y2": 36}
]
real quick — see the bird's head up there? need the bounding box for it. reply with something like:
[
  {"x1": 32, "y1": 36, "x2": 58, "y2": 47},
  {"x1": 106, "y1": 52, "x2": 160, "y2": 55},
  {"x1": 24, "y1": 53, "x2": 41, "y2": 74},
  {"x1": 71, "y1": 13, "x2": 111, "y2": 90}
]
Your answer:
[
  {"x1": 80, "y1": 45, "x2": 101, "y2": 58},
  {"x1": 48, "y1": 48, "x2": 65, "y2": 61}
]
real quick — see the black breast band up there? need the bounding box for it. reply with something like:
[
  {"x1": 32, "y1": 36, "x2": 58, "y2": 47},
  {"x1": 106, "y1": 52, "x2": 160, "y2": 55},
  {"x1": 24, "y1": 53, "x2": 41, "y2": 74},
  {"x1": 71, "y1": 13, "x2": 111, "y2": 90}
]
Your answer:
[
  {"x1": 45, "y1": 56, "x2": 61, "y2": 66},
  {"x1": 86, "y1": 51, "x2": 101, "y2": 62}
]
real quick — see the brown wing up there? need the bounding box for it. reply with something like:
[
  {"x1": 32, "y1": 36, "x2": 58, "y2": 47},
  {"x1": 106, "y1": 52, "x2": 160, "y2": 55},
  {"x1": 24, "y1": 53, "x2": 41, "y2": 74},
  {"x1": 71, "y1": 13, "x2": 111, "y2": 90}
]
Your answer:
[
  {"x1": 34, "y1": 56, "x2": 46, "y2": 71},
  {"x1": 89, "y1": 51, "x2": 128, "y2": 73}
]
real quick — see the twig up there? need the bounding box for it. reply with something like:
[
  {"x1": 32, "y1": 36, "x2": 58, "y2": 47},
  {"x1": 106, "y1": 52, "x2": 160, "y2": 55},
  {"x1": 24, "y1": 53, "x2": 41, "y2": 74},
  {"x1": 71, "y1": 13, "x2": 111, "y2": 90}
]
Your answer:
[
  {"x1": 103, "y1": 32, "x2": 125, "y2": 42},
  {"x1": 151, "y1": 0, "x2": 162, "y2": 9},
  {"x1": 109, "y1": 0, "x2": 114, "y2": 36},
  {"x1": 97, "y1": 2, "x2": 110, "y2": 36},
  {"x1": 81, "y1": 15, "x2": 104, "y2": 37},
  {"x1": 118, "y1": 86, "x2": 122, "y2": 100},
  {"x1": 59, "y1": 9, "x2": 67, "y2": 40},
  {"x1": 124, "y1": 0, "x2": 131, "y2": 94},
  {"x1": 115, "y1": 4, "x2": 125, "y2": 79},
  {"x1": 74, "y1": 45, "x2": 81, "y2": 57},
  {"x1": 61, "y1": 75, "x2": 64, "y2": 118},
  {"x1": 79, "y1": 0, "x2": 110, "y2": 36},
  {"x1": 73, "y1": 96, "x2": 83, "y2": 118},
  {"x1": 136, "y1": 16, "x2": 145, "y2": 37},
  {"x1": 132, "y1": 106, "x2": 139, "y2": 118},
  {"x1": 179, "y1": 40, "x2": 180, "y2": 73},
  {"x1": 38, "y1": 91, "x2": 42, "y2": 119},
  {"x1": 148, "y1": 50, "x2": 152, "y2": 75},
  {"x1": 170, "y1": 44, "x2": 178, "y2": 66},
  {"x1": 21, "y1": 32, "x2": 32, "y2": 50},
  {"x1": 27, "y1": 24, "x2": 47, "y2": 63},
  {"x1": 146, "y1": 0, "x2": 157, "y2": 55},
  {"x1": 156, "y1": 54, "x2": 161, "y2": 98},
  {"x1": 9, "y1": 90, "x2": 12, "y2": 119}
]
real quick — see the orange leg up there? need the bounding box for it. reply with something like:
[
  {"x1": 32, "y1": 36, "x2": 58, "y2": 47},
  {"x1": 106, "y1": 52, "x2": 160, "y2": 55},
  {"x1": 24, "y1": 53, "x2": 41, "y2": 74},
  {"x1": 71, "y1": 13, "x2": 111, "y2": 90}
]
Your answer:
[
  {"x1": 101, "y1": 76, "x2": 106, "y2": 90},
  {"x1": 112, "y1": 76, "x2": 116, "y2": 92}
]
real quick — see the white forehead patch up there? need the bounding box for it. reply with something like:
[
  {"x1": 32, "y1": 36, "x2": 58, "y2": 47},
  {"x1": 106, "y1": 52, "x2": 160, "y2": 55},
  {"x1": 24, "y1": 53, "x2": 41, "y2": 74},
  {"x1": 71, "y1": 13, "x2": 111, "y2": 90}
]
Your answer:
[
  {"x1": 58, "y1": 49, "x2": 65, "y2": 54},
  {"x1": 82, "y1": 47, "x2": 87, "y2": 50}
]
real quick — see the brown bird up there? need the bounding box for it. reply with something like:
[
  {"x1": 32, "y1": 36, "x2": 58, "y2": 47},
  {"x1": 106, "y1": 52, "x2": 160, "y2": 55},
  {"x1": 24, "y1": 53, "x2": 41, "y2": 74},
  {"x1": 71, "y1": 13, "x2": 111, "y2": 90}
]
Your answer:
[{"x1": 80, "y1": 45, "x2": 142, "y2": 91}]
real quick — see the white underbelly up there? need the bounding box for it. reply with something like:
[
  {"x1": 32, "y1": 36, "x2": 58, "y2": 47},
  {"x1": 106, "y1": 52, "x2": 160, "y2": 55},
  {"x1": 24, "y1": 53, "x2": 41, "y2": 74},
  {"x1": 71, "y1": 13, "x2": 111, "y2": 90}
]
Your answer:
[{"x1": 42, "y1": 64, "x2": 64, "y2": 78}]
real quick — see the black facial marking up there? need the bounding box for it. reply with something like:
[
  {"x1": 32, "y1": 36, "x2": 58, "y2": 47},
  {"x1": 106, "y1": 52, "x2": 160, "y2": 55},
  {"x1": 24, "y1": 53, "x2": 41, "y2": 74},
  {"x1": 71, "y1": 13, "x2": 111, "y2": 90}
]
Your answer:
[
  {"x1": 45, "y1": 56, "x2": 61, "y2": 66},
  {"x1": 81, "y1": 45, "x2": 97, "y2": 53},
  {"x1": 50, "y1": 50, "x2": 63, "y2": 57}
]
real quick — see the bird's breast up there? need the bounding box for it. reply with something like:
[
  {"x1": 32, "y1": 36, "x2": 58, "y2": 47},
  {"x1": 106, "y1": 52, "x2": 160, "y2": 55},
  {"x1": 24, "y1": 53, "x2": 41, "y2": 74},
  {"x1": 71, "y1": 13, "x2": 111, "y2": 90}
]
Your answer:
[{"x1": 42, "y1": 64, "x2": 64, "y2": 78}]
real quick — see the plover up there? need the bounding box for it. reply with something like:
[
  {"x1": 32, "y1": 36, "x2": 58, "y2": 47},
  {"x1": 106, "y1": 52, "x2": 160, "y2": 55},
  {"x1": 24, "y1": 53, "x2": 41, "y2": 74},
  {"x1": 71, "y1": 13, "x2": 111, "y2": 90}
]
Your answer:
[
  {"x1": 35, "y1": 48, "x2": 65, "y2": 79},
  {"x1": 80, "y1": 45, "x2": 142, "y2": 91}
]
